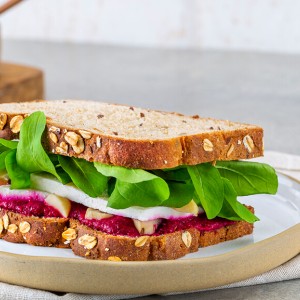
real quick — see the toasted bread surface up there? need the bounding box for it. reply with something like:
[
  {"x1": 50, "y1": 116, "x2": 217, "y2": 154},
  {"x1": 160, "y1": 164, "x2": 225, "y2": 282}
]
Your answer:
[{"x1": 0, "y1": 100, "x2": 263, "y2": 169}]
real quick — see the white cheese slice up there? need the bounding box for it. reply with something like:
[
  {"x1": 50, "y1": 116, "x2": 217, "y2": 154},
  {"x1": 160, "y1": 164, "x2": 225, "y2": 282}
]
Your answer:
[
  {"x1": 0, "y1": 186, "x2": 48, "y2": 199},
  {"x1": 30, "y1": 173, "x2": 202, "y2": 221}
]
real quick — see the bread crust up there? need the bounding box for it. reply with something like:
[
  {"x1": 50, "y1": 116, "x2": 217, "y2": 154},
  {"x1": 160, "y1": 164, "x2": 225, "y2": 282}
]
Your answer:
[
  {"x1": 0, "y1": 112, "x2": 263, "y2": 169},
  {"x1": 0, "y1": 209, "x2": 69, "y2": 248},
  {"x1": 69, "y1": 214, "x2": 254, "y2": 261}
]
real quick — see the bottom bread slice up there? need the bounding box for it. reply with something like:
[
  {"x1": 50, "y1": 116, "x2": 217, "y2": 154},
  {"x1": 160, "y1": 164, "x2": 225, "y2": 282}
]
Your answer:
[
  {"x1": 69, "y1": 217, "x2": 254, "y2": 261},
  {"x1": 0, "y1": 208, "x2": 254, "y2": 260},
  {"x1": 0, "y1": 208, "x2": 69, "y2": 248}
]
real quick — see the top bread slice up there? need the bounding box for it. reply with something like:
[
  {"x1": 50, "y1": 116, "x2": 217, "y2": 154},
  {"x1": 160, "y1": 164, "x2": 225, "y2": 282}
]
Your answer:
[{"x1": 0, "y1": 100, "x2": 263, "y2": 169}]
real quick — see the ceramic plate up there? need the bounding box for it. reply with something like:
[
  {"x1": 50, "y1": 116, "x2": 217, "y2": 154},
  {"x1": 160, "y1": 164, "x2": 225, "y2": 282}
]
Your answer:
[{"x1": 0, "y1": 173, "x2": 299, "y2": 294}]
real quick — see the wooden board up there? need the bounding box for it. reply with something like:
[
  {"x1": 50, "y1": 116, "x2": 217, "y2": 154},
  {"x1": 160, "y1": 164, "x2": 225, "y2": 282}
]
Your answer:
[{"x1": 0, "y1": 62, "x2": 44, "y2": 103}]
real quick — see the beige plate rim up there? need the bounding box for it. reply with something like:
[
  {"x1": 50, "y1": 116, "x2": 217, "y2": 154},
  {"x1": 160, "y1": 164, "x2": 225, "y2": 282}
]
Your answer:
[
  {"x1": 0, "y1": 225, "x2": 299, "y2": 295},
  {"x1": 0, "y1": 176, "x2": 299, "y2": 295}
]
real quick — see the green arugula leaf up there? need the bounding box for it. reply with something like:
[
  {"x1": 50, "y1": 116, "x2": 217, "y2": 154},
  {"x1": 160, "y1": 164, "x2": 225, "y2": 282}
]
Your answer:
[
  {"x1": 16, "y1": 111, "x2": 60, "y2": 179},
  {"x1": 55, "y1": 167, "x2": 72, "y2": 185},
  {"x1": 108, "y1": 178, "x2": 193, "y2": 209},
  {"x1": 47, "y1": 154, "x2": 71, "y2": 184},
  {"x1": 48, "y1": 154, "x2": 59, "y2": 165},
  {"x1": 0, "y1": 150, "x2": 11, "y2": 170},
  {"x1": 218, "y1": 178, "x2": 259, "y2": 223},
  {"x1": 59, "y1": 156, "x2": 108, "y2": 197},
  {"x1": 161, "y1": 181, "x2": 194, "y2": 208},
  {"x1": 94, "y1": 163, "x2": 167, "y2": 184},
  {"x1": 108, "y1": 178, "x2": 170, "y2": 209},
  {"x1": 107, "y1": 178, "x2": 116, "y2": 196},
  {"x1": 107, "y1": 182, "x2": 129, "y2": 209},
  {"x1": 187, "y1": 163, "x2": 224, "y2": 219},
  {"x1": 153, "y1": 167, "x2": 190, "y2": 182},
  {"x1": 0, "y1": 139, "x2": 18, "y2": 149},
  {"x1": 117, "y1": 179, "x2": 169, "y2": 207},
  {"x1": 5, "y1": 150, "x2": 30, "y2": 189},
  {"x1": 95, "y1": 162, "x2": 170, "y2": 208},
  {"x1": 216, "y1": 161, "x2": 278, "y2": 196}
]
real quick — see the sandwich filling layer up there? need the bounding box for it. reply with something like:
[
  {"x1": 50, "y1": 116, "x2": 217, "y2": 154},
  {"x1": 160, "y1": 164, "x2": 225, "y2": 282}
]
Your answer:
[{"x1": 0, "y1": 181, "x2": 235, "y2": 237}]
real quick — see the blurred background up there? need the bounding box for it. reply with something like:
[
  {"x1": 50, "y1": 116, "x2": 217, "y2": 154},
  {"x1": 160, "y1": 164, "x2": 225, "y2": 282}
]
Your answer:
[
  {"x1": 2, "y1": 0, "x2": 300, "y2": 52},
  {"x1": 0, "y1": 0, "x2": 299, "y2": 154}
]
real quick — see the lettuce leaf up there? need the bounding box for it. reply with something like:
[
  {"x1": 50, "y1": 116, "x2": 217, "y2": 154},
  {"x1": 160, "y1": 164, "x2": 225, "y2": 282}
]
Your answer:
[
  {"x1": 5, "y1": 150, "x2": 31, "y2": 189},
  {"x1": 187, "y1": 163, "x2": 224, "y2": 219},
  {"x1": 0, "y1": 139, "x2": 18, "y2": 149},
  {"x1": 0, "y1": 139, "x2": 18, "y2": 170},
  {"x1": 94, "y1": 163, "x2": 168, "y2": 185},
  {"x1": 16, "y1": 111, "x2": 60, "y2": 180},
  {"x1": 216, "y1": 161, "x2": 278, "y2": 196},
  {"x1": 95, "y1": 162, "x2": 170, "y2": 207},
  {"x1": 218, "y1": 178, "x2": 259, "y2": 223},
  {"x1": 0, "y1": 150, "x2": 11, "y2": 171},
  {"x1": 153, "y1": 167, "x2": 190, "y2": 182},
  {"x1": 161, "y1": 181, "x2": 194, "y2": 208},
  {"x1": 59, "y1": 156, "x2": 107, "y2": 197}
]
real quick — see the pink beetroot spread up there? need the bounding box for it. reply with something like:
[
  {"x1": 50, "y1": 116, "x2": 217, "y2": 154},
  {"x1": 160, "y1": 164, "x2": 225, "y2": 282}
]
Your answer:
[
  {"x1": 0, "y1": 192, "x2": 62, "y2": 218},
  {"x1": 69, "y1": 202, "x2": 141, "y2": 237},
  {"x1": 156, "y1": 215, "x2": 234, "y2": 235},
  {"x1": 0, "y1": 191, "x2": 235, "y2": 237}
]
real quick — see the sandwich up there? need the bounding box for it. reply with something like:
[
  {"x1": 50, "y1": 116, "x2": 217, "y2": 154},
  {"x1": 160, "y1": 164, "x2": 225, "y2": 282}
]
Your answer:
[{"x1": 0, "y1": 100, "x2": 278, "y2": 261}]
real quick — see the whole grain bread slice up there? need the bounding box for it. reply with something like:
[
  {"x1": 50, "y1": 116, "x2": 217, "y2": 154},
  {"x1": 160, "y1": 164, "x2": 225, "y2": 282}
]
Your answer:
[
  {"x1": 69, "y1": 215, "x2": 254, "y2": 261},
  {"x1": 0, "y1": 100, "x2": 263, "y2": 169}
]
